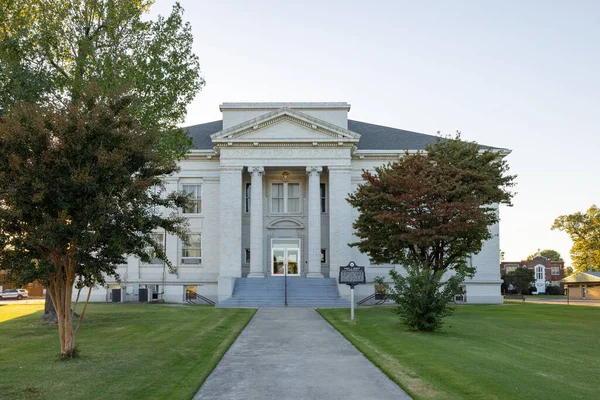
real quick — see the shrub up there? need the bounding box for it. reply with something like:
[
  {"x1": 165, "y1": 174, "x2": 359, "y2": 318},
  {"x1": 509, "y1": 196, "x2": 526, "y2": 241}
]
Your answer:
[
  {"x1": 376, "y1": 263, "x2": 467, "y2": 332},
  {"x1": 545, "y1": 285, "x2": 563, "y2": 295}
]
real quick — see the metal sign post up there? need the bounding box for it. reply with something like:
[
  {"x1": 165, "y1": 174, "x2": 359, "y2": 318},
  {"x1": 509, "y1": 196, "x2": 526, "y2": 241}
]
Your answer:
[
  {"x1": 339, "y1": 261, "x2": 366, "y2": 322},
  {"x1": 284, "y1": 261, "x2": 288, "y2": 307}
]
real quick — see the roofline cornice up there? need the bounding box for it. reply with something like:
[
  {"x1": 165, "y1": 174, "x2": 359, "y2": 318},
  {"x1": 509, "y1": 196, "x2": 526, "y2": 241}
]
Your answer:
[
  {"x1": 219, "y1": 102, "x2": 351, "y2": 111},
  {"x1": 210, "y1": 107, "x2": 360, "y2": 143}
]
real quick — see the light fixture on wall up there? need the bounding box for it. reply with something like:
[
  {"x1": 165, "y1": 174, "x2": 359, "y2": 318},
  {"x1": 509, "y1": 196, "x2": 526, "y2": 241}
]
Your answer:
[{"x1": 282, "y1": 171, "x2": 290, "y2": 182}]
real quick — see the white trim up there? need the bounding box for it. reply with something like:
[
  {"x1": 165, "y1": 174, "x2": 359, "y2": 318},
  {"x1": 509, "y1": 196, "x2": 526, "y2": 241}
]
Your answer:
[
  {"x1": 220, "y1": 102, "x2": 351, "y2": 110},
  {"x1": 211, "y1": 108, "x2": 360, "y2": 143}
]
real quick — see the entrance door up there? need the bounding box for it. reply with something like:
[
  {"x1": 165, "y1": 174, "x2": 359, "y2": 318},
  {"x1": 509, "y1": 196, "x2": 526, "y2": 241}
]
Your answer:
[{"x1": 271, "y1": 239, "x2": 301, "y2": 276}]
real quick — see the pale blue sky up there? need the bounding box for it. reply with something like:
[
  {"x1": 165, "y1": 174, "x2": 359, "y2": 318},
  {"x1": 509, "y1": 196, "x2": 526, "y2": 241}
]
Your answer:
[{"x1": 150, "y1": 0, "x2": 600, "y2": 264}]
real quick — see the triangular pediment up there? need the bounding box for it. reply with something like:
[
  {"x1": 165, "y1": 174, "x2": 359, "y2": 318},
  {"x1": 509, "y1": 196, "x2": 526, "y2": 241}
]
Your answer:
[{"x1": 210, "y1": 108, "x2": 360, "y2": 145}]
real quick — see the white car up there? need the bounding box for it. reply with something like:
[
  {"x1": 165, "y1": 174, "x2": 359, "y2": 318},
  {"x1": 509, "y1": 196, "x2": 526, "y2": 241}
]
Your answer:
[{"x1": 0, "y1": 289, "x2": 29, "y2": 300}]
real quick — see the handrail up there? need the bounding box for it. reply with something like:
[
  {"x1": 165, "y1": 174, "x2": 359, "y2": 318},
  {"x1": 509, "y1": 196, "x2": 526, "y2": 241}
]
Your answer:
[
  {"x1": 357, "y1": 293, "x2": 375, "y2": 306},
  {"x1": 357, "y1": 292, "x2": 387, "y2": 306},
  {"x1": 186, "y1": 290, "x2": 216, "y2": 305}
]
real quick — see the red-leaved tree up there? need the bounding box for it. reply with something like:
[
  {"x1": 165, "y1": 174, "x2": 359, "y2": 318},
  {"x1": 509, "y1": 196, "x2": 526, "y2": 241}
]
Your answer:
[{"x1": 348, "y1": 136, "x2": 516, "y2": 331}]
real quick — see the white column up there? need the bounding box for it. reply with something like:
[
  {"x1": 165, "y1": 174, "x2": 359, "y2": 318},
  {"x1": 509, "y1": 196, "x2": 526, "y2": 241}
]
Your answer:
[
  {"x1": 329, "y1": 165, "x2": 352, "y2": 283},
  {"x1": 218, "y1": 165, "x2": 242, "y2": 301},
  {"x1": 248, "y1": 166, "x2": 265, "y2": 277},
  {"x1": 307, "y1": 166, "x2": 323, "y2": 277}
]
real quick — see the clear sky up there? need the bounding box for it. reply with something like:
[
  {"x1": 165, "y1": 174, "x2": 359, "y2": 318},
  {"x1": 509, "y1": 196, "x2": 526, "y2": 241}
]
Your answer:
[{"x1": 150, "y1": 0, "x2": 599, "y2": 264}]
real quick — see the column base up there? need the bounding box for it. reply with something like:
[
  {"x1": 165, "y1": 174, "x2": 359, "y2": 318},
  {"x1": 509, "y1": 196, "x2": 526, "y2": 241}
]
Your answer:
[
  {"x1": 306, "y1": 272, "x2": 324, "y2": 278},
  {"x1": 248, "y1": 272, "x2": 265, "y2": 278}
]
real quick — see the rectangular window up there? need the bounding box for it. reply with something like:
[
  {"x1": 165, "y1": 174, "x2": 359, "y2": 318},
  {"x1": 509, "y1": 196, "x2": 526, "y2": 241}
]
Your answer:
[
  {"x1": 181, "y1": 234, "x2": 201, "y2": 265},
  {"x1": 272, "y1": 183, "x2": 284, "y2": 212},
  {"x1": 245, "y1": 248, "x2": 251, "y2": 264},
  {"x1": 149, "y1": 186, "x2": 161, "y2": 215},
  {"x1": 321, "y1": 249, "x2": 326, "y2": 264},
  {"x1": 182, "y1": 184, "x2": 201, "y2": 214},
  {"x1": 320, "y1": 183, "x2": 326, "y2": 213},
  {"x1": 287, "y1": 183, "x2": 300, "y2": 213},
  {"x1": 552, "y1": 266, "x2": 560, "y2": 275},
  {"x1": 245, "y1": 183, "x2": 251, "y2": 213},
  {"x1": 143, "y1": 233, "x2": 164, "y2": 265},
  {"x1": 505, "y1": 266, "x2": 517, "y2": 274}
]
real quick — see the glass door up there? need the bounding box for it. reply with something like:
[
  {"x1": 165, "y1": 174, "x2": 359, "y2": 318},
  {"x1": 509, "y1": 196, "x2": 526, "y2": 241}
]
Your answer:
[
  {"x1": 273, "y1": 249, "x2": 285, "y2": 275},
  {"x1": 287, "y1": 249, "x2": 299, "y2": 275},
  {"x1": 271, "y1": 239, "x2": 301, "y2": 276}
]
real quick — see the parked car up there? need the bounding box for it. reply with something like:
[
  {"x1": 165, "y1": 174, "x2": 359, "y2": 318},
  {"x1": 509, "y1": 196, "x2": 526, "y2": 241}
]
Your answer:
[{"x1": 0, "y1": 289, "x2": 29, "y2": 300}]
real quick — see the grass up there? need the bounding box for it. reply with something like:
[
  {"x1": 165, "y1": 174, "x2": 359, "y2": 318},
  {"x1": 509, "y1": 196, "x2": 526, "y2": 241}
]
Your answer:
[
  {"x1": 318, "y1": 303, "x2": 600, "y2": 399},
  {"x1": 0, "y1": 303, "x2": 255, "y2": 400}
]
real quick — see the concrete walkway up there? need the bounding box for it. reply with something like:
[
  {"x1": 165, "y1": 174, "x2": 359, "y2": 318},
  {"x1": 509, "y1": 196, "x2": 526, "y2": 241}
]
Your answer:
[{"x1": 194, "y1": 308, "x2": 410, "y2": 400}]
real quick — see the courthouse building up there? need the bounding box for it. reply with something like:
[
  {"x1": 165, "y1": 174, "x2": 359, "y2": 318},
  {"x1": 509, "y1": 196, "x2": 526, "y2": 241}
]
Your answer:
[{"x1": 81, "y1": 102, "x2": 506, "y2": 305}]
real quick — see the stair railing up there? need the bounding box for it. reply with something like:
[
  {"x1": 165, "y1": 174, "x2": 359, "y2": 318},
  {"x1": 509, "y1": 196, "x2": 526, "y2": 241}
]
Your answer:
[{"x1": 186, "y1": 290, "x2": 216, "y2": 306}]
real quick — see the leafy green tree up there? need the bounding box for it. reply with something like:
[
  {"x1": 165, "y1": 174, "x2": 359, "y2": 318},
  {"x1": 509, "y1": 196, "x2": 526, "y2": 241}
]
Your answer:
[
  {"x1": 502, "y1": 268, "x2": 535, "y2": 295},
  {"x1": 0, "y1": 90, "x2": 189, "y2": 357},
  {"x1": 1, "y1": 0, "x2": 203, "y2": 319},
  {"x1": 349, "y1": 136, "x2": 516, "y2": 331},
  {"x1": 527, "y1": 249, "x2": 563, "y2": 262},
  {"x1": 552, "y1": 205, "x2": 600, "y2": 272},
  {"x1": 0, "y1": 0, "x2": 204, "y2": 160}
]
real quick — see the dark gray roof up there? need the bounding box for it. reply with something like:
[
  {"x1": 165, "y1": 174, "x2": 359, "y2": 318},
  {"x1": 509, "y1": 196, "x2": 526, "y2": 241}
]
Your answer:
[
  {"x1": 184, "y1": 119, "x2": 496, "y2": 151},
  {"x1": 349, "y1": 120, "x2": 441, "y2": 150},
  {"x1": 186, "y1": 120, "x2": 222, "y2": 150}
]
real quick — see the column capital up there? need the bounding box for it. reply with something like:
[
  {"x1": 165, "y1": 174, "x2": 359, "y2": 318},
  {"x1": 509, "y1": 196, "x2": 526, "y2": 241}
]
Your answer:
[
  {"x1": 306, "y1": 166, "x2": 323, "y2": 175},
  {"x1": 248, "y1": 166, "x2": 265, "y2": 175}
]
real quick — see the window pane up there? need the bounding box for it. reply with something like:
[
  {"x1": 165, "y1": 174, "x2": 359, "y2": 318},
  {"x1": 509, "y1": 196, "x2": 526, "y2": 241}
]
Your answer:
[
  {"x1": 320, "y1": 183, "x2": 326, "y2": 213},
  {"x1": 288, "y1": 198, "x2": 299, "y2": 213},
  {"x1": 288, "y1": 183, "x2": 299, "y2": 197},
  {"x1": 272, "y1": 183, "x2": 284, "y2": 212},
  {"x1": 272, "y1": 198, "x2": 283, "y2": 212},
  {"x1": 245, "y1": 183, "x2": 251, "y2": 213},
  {"x1": 182, "y1": 234, "x2": 201, "y2": 262},
  {"x1": 182, "y1": 185, "x2": 201, "y2": 214}
]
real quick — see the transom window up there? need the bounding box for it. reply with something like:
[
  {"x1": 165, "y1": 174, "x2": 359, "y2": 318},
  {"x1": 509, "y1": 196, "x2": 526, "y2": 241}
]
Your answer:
[
  {"x1": 182, "y1": 184, "x2": 201, "y2": 214},
  {"x1": 271, "y1": 182, "x2": 301, "y2": 213},
  {"x1": 181, "y1": 234, "x2": 201, "y2": 265}
]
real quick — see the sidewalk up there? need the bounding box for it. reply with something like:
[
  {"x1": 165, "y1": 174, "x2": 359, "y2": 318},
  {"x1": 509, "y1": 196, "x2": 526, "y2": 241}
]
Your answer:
[
  {"x1": 194, "y1": 308, "x2": 411, "y2": 400},
  {"x1": 505, "y1": 298, "x2": 600, "y2": 307}
]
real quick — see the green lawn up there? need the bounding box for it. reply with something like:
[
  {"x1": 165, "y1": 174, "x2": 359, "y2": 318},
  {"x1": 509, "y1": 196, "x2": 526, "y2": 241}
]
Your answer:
[
  {"x1": 319, "y1": 304, "x2": 600, "y2": 400},
  {"x1": 0, "y1": 303, "x2": 255, "y2": 400}
]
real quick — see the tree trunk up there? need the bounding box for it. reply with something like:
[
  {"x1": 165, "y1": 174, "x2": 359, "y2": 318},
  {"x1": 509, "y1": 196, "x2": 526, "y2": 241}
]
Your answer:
[
  {"x1": 42, "y1": 285, "x2": 79, "y2": 324},
  {"x1": 47, "y1": 253, "x2": 79, "y2": 357},
  {"x1": 41, "y1": 291, "x2": 58, "y2": 323}
]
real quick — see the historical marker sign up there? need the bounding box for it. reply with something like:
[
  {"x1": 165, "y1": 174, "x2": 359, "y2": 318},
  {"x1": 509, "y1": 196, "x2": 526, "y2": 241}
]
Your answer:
[
  {"x1": 339, "y1": 261, "x2": 365, "y2": 287},
  {"x1": 339, "y1": 261, "x2": 365, "y2": 322}
]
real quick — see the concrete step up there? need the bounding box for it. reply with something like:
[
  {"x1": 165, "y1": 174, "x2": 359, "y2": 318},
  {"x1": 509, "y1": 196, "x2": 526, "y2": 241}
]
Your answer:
[{"x1": 218, "y1": 277, "x2": 351, "y2": 308}]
